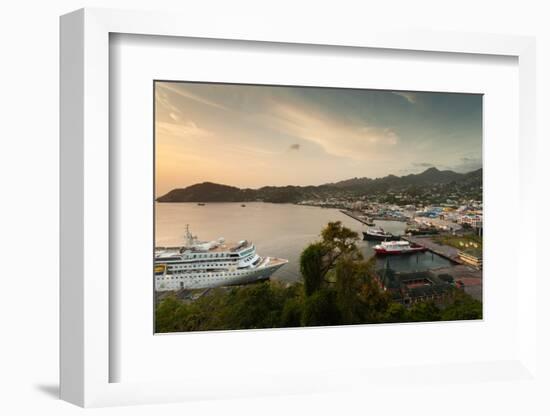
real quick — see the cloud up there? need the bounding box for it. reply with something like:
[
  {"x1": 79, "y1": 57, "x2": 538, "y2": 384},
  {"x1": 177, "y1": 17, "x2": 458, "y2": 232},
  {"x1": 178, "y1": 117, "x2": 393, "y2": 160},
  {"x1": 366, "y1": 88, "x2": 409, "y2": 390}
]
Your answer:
[
  {"x1": 157, "y1": 83, "x2": 229, "y2": 111},
  {"x1": 156, "y1": 120, "x2": 211, "y2": 139},
  {"x1": 156, "y1": 89, "x2": 183, "y2": 118},
  {"x1": 169, "y1": 112, "x2": 180, "y2": 121},
  {"x1": 398, "y1": 162, "x2": 436, "y2": 175},
  {"x1": 289, "y1": 143, "x2": 300, "y2": 151},
  {"x1": 231, "y1": 145, "x2": 280, "y2": 157},
  {"x1": 264, "y1": 102, "x2": 399, "y2": 160},
  {"x1": 450, "y1": 156, "x2": 482, "y2": 173},
  {"x1": 412, "y1": 162, "x2": 435, "y2": 168},
  {"x1": 157, "y1": 119, "x2": 284, "y2": 161},
  {"x1": 392, "y1": 91, "x2": 417, "y2": 104},
  {"x1": 363, "y1": 127, "x2": 399, "y2": 145}
]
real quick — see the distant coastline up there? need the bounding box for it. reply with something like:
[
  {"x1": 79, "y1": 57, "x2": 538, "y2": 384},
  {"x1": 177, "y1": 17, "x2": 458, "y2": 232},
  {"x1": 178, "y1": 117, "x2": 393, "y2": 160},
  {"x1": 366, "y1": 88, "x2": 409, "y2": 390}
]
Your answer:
[{"x1": 156, "y1": 167, "x2": 482, "y2": 204}]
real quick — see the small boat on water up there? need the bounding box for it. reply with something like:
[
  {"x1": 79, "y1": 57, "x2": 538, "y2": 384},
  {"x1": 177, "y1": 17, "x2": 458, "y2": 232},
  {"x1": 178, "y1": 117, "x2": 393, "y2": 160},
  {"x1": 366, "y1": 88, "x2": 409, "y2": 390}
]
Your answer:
[
  {"x1": 197, "y1": 203, "x2": 206, "y2": 206},
  {"x1": 241, "y1": 204, "x2": 246, "y2": 207},
  {"x1": 374, "y1": 240, "x2": 427, "y2": 255},
  {"x1": 363, "y1": 228, "x2": 397, "y2": 241}
]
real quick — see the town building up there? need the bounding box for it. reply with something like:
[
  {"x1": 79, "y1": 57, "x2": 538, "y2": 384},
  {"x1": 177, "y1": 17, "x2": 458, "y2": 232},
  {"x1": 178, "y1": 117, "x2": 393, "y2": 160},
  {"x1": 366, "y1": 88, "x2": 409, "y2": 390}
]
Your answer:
[
  {"x1": 458, "y1": 249, "x2": 483, "y2": 269},
  {"x1": 374, "y1": 267, "x2": 457, "y2": 305},
  {"x1": 458, "y1": 213, "x2": 483, "y2": 229}
]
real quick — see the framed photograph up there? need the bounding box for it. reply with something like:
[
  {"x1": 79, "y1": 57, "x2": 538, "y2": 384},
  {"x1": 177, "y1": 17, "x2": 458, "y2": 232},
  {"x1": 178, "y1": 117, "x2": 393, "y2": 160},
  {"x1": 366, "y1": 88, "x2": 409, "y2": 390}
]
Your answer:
[
  {"x1": 60, "y1": 8, "x2": 539, "y2": 408},
  {"x1": 153, "y1": 80, "x2": 483, "y2": 333}
]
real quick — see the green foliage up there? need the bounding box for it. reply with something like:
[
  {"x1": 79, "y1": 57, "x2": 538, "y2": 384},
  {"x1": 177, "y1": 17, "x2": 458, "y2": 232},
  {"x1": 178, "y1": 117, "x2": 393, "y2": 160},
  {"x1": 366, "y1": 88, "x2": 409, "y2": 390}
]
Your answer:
[
  {"x1": 220, "y1": 282, "x2": 285, "y2": 329},
  {"x1": 280, "y1": 297, "x2": 303, "y2": 327},
  {"x1": 441, "y1": 290, "x2": 482, "y2": 321},
  {"x1": 334, "y1": 257, "x2": 363, "y2": 323},
  {"x1": 300, "y1": 221, "x2": 361, "y2": 296},
  {"x1": 383, "y1": 303, "x2": 408, "y2": 323},
  {"x1": 301, "y1": 288, "x2": 341, "y2": 327},
  {"x1": 155, "y1": 282, "x2": 297, "y2": 332},
  {"x1": 300, "y1": 243, "x2": 327, "y2": 296},
  {"x1": 321, "y1": 221, "x2": 359, "y2": 254},
  {"x1": 155, "y1": 296, "x2": 191, "y2": 333},
  {"x1": 358, "y1": 276, "x2": 392, "y2": 323},
  {"x1": 408, "y1": 301, "x2": 442, "y2": 322}
]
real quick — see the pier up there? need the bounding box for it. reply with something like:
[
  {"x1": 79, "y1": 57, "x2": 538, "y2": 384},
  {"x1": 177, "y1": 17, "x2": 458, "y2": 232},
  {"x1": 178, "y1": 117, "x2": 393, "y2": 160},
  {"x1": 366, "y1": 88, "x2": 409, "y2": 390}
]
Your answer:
[
  {"x1": 339, "y1": 210, "x2": 374, "y2": 226},
  {"x1": 402, "y1": 235, "x2": 462, "y2": 264},
  {"x1": 370, "y1": 216, "x2": 408, "y2": 222},
  {"x1": 396, "y1": 236, "x2": 482, "y2": 301},
  {"x1": 340, "y1": 209, "x2": 409, "y2": 224}
]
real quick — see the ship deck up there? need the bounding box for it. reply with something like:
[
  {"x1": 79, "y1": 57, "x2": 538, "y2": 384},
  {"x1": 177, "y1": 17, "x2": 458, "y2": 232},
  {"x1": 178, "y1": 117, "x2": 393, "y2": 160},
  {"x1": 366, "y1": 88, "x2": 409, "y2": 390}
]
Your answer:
[
  {"x1": 262, "y1": 257, "x2": 288, "y2": 267},
  {"x1": 155, "y1": 240, "x2": 253, "y2": 255}
]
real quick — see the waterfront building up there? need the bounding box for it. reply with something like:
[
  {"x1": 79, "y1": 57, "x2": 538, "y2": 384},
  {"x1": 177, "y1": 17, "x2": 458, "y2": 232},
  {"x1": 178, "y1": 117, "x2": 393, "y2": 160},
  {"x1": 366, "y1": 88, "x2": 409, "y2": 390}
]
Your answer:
[
  {"x1": 374, "y1": 267, "x2": 456, "y2": 305},
  {"x1": 458, "y1": 214, "x2": 483, "y2": 229},
  {"x1": 458, "y1": 249, "x2": 483, "y2": 269}
]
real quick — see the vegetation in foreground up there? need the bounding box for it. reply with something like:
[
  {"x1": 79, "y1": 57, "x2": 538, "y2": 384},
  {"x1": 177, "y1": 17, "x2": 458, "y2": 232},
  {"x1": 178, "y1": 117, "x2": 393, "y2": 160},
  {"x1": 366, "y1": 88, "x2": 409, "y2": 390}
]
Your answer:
[{"x1": 155, "y1": 222, "x2": 482, "y2": 333}]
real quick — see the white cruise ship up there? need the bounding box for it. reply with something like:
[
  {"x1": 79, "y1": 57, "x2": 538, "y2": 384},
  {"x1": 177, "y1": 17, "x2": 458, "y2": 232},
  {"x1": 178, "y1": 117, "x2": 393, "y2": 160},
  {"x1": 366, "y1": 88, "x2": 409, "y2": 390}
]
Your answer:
[{"x1": 154, "y1": 225, "x2": 288, "y2": 291}]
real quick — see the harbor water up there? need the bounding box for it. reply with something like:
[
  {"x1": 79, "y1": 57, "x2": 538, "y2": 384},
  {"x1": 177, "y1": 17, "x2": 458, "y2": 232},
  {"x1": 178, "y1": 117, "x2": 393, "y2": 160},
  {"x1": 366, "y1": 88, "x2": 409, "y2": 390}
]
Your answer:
[{"x1": 156, "y1": 202, "x2": 452, "y2": 282}]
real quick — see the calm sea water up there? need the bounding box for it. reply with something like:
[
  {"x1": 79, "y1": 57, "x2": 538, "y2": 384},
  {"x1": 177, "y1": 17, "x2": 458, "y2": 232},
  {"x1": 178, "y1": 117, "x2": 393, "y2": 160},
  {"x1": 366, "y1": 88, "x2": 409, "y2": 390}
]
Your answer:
[{"x1": 155, "y1": 202, "x2": 452, "y2": 282}]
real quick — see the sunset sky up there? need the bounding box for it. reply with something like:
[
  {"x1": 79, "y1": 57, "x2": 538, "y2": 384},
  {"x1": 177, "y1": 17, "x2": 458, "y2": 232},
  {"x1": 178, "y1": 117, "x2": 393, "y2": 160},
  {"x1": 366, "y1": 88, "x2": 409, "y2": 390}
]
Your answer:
[{"x1": 155, "y1": 81, "x2": 482, "y2": 197}]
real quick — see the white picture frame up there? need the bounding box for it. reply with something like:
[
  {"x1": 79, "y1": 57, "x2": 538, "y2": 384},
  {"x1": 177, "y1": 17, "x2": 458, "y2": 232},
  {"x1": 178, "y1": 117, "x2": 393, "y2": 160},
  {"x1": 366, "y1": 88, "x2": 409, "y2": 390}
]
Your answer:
[{"x1": 60, "y1": 7, "x2": 539, "y2": 408}]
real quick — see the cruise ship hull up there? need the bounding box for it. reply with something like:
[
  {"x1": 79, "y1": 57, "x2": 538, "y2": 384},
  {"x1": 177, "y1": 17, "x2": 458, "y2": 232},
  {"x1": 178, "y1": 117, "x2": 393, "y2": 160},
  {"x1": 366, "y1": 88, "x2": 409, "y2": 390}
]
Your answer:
[
  {"x1": 209, "y1": 261, "x2": 285, "y2": 288},
  {"x1": 155, "y1": 225, "x2": 288, "y2": 291},
  {"x1": 155, "y1": 257, "x2": 287, "y2": 291}
]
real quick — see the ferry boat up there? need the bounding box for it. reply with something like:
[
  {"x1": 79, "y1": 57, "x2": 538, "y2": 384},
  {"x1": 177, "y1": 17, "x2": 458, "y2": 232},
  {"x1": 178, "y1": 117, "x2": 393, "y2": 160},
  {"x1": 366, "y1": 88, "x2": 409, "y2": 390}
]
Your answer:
[
  {"x1": 362, "y1": 228, "x2": 397, "y2": 241},
  {"x1": 154, "y1": 225, "x2": 288, "y2": 291},
  {"x1": 374, "y1": 240, "x2": 427, "y2": 255}
]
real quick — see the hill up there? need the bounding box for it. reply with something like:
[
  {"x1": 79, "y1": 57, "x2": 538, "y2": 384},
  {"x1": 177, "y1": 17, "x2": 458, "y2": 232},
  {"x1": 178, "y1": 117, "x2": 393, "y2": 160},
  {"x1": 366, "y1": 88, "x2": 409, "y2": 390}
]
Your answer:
[{"x1": 156, "y1": 167, "x2": 482, "y2": 203}]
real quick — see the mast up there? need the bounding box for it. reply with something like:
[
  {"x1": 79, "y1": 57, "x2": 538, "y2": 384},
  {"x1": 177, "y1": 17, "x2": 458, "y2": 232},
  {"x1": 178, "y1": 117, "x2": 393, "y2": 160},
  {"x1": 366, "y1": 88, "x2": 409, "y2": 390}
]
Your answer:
[{"x1": 184, "y1": 224, "x2": 196, "y2": 247}]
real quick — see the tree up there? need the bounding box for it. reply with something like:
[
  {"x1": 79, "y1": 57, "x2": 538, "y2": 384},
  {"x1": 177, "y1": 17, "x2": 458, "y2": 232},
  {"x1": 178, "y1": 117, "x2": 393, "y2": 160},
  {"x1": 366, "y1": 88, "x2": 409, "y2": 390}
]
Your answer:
[
  {"x1": 383, "y1": 302, "x2": 408, "y2": 323},
  {"x1": 155, "y1": 296, "x2": 186, "y2": 332},
  {"x1": 300, "y1": 242, "x2": 327, "y2": 296},
  {"x1": 334, "y1": 257, "x2": 365, "y2": 324},
  {"x1": 441, "y1": 291, "x2": 482, "y2": 321},
  {"x1": 221, "y1": 282, "x2": 287, "y2": 329},
  {"x1": 300, "y1": 222, "x2": 360, "y2": 296},
  {"x1": 408, "y1": 301, "x2": 441, "y2": 322},
  {"x1": 280, "y1": 297, "x2": 303, "y2": 327},
  {"x1": 301, "y1": 288, "x2": 341, "y2": 327},
  {"x1": 321, "y1": 221, "x2": 359, "y2": 254},
  {"x1": 358, "y1": 276, "x2": 392, "y2": 323}
]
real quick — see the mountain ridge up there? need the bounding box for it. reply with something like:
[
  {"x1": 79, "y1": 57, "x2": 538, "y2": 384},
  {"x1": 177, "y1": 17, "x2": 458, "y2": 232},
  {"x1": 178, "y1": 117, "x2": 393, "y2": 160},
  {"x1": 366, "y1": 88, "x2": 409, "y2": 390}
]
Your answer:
[{"x1": 157, "y1": 167, "x2": 482, "y2": 203}]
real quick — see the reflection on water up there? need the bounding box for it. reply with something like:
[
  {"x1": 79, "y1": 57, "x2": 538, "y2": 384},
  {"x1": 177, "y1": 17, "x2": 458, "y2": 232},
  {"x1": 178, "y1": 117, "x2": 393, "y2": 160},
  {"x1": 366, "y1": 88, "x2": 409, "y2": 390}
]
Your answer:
[{"x1": 156, "y1": 202, "x2": 452, "y2": 282}]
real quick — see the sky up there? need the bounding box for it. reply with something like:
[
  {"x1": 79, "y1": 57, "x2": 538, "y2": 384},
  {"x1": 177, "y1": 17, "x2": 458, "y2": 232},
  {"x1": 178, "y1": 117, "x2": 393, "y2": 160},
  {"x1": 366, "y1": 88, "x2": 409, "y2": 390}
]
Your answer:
[{"x1": 155, "y1": 81, "x2": 482, "y2": 196}]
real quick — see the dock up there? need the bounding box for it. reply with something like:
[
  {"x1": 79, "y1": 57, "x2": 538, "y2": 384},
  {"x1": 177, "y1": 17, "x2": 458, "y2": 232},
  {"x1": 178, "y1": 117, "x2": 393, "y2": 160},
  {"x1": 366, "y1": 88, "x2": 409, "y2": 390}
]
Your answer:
[
  {"x1": 339, "y1": 210, "x2": 374, "y2": 226},
  {"x1": 400, "y1": 236, "x2": 483, "y2": 301},
  {"x1": 402, "y1": 235, "x2": 462, "y2": 264},
  {"x1": 340, "y1": 209, "x2": 411, "y2": 226},
  {"x1": 370, "y1": 216, "x2": 408, "y2": 222}
]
